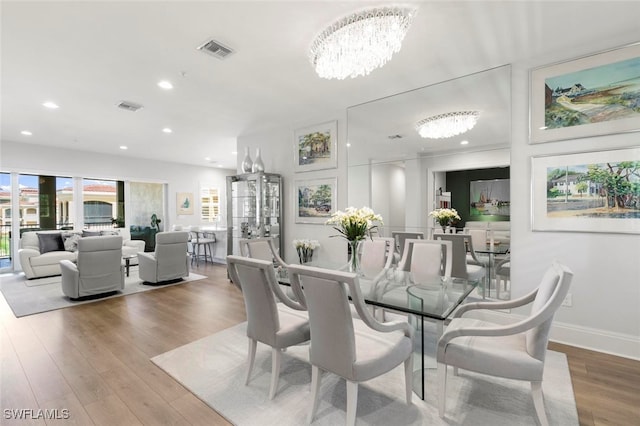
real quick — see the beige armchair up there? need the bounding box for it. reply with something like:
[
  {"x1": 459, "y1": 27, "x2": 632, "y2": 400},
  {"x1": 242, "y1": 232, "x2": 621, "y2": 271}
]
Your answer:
[
  {"x1": 437, "y1": 261, "x2": 574, "y2": 426},
  {"x1": 138, "y1": 231, "x2": 190, "y2": 284},
  {"x1": 226, "y1": 255, "x2": 309, "y2": 399},
  {"x1": 59, "y1": 235, "x2": 124, "y2": 299},
  {"x1": 287, "y1": 264, "x2": 413, "y2": 426}
]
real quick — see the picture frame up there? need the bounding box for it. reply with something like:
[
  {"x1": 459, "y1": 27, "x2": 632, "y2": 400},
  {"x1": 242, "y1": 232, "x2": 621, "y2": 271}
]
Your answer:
[
  {"x1": 470, "y1": 179, "x2": 510, "y2": 218},
  {"x1": 531, "y1": 147, "x2": 640, "y2": 234},
  {"x1": 530, "y1": 42, "x2": 640, "y2": 144},
  {"x1": 294, "y1": 121, "x2": 338, "y2": 172},
  {"x1": 294, "y1": 177, "x2": 337, "y2": 224},
  {"x1": 176, "y1": 192, "x2": 194, "y2": 215}
]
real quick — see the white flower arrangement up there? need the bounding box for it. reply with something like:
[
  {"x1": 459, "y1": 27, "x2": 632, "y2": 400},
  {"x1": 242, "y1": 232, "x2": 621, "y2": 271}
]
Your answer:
[
  {"x1": 428, "y1": 208, "x2": 461, "y2": 226},
  {"x1": 293, "y1": 239, "x2": 320, "y2": 263},
  {"x1": 292, "y1": 239, "x2": 320, "y2": 250},
  {"x1": 325, "y1": 206, "x2": 383, "y2": 241}
]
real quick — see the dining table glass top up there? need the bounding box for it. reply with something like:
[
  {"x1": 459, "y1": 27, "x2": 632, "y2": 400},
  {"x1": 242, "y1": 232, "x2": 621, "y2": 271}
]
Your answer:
[{"x1": 277, "y1": 261, "x2": 478, "y2": 321}]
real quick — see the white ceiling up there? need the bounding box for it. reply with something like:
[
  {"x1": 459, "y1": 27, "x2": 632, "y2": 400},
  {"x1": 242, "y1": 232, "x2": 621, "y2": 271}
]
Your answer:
[{"x1": 2, "y1": 1, "x2": 639, "y2": 169}]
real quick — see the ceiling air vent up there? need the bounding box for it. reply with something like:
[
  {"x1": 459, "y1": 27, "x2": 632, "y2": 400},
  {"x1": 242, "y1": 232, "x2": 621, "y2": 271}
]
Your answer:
[
  {"x1": 116, "y1": 101, "x2": 143, "y2": 112},
  {"x1": 197, "y1": 39, "x2": 234, "y2": 59}
]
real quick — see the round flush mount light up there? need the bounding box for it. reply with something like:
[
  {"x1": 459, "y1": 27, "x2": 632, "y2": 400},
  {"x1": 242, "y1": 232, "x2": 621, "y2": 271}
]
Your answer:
[
  {"x1": 42, "y1": 101, "x2": 59, "y2": 109},
  {"x1": 416, "y1": 111, "x2": 480, "y2": 139},
  {"x1": 119, "y1": 145, "x2": 128, "y2": 150},
  {"x1": 158, "y1": 80, "x2": 173, "y2": 90},
  {"x1": 460, "y1": 140, "x2": 469, "y2": 145},
  {"x1": 21, "y1": 130, "x2": 33, "y2": 136},
  {"x1": 162, "y1": 128, "x2": 172, "y2": 133}
]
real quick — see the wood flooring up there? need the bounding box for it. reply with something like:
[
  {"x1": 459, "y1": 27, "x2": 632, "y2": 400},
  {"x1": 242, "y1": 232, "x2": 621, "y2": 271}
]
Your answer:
[{"x1": 1, "y1": 262, "x2": 638, "y2": 425}]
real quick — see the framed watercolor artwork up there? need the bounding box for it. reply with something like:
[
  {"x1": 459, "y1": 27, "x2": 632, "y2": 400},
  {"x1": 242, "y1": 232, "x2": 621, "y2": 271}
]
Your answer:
[
  {"x1": 294, "y1": 177, "x2": 337, "y2": 224},
  {"x1": 176, "y1": 192, "x2": 194, "y2": 215},
  {"x1": 531, "y1": 147, "x2": 640, "y2": 234},
  {"x1": 530, "y1": 42, "x2": 640, "y2": 143},
  {"x1": 294, "y1": 121, "x2": 338, "y2": 172}
]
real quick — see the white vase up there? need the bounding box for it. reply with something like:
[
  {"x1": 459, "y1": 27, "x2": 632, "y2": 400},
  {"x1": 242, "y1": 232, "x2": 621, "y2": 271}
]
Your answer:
[
  {"x1": 252, "y1": 148, "x2": 264, "y2": 172},
  {"x1": 241, "y1": 147, "x2": 252, "y2": 173}
]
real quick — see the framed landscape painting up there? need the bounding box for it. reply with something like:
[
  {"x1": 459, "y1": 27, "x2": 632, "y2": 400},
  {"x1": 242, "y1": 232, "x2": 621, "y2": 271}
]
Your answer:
[
  {"x1": 294, "y1": 178, "x2": 336, "y2": 224},
  {"x1": 294, "y1": 121, "x2": 337, "y2": 172},
  {"x1": 530, "y1": 42, "x2": 640, "y2": 143},
  {"x1": 531, "y1": 147, "x2": 640, "y2": 234},
  {"x1": 470, "y1": 179, "x2": 510, "y2": 218}
]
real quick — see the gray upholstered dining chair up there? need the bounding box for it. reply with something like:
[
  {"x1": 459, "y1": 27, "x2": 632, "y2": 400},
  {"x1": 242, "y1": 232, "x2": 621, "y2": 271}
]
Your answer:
[
  {"x1": 60, "y1": 235, "x2": 124, "y2": 299},
  {"x1": 239, "y1": 237, "x2": 286, "y2": 267},
  {"x1": 437, "y1": 261, "x2": 573, "y2": 426},
  {"x1": 227, "y1": 255, "x2": 310, "y2": 400},
  {"x1": 434, "y1": 234, "x2": 485, "y2": 283},
  {"x1": 287, "y1": 264, "x2": 413, "y2": 426},
  {"x1": 391, "y1": 231, "x2": 424, "y2": 263},
  {"x1": 138, "y1": 231, "x2": 190, "y2": 284}
]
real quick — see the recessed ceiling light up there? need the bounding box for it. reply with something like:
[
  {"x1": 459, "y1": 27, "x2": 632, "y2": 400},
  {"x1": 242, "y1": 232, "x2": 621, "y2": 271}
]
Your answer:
[
  {"x1": 162, "y1": 128, "x2": 172, "y2": 133},
  {"x1": 460, "y1": 140, "x2": 469, "y2": 145},
  {"x1": 158, "y1": 80, "x2": 173, "y2": 90},
  {"x1": 204, "y1": 157, "x2": 211, "y2": 161},
  {"x1": 346, "y1": 143, "x2": 351, "y2": 147},
  {"x1": 231, "y1": 151, "x2": 238, "y2": 155},
  {"x1": 120, "y1": 145, "x2": 128, "y2": 150},
  {"x1": 218, "y1": 165, "x2": 224, "y2": 168},
  {"x1": 21, "y1": 130, "x2": 32, "y2": 136},
  {"x1": 42, "y1": 101, "x2": 59, "y2": 109}
]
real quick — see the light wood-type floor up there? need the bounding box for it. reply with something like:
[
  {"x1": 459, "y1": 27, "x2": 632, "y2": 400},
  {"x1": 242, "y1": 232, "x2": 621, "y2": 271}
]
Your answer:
[{"x1": 1, "y1": 262, "x2": 638, "y2": 425}]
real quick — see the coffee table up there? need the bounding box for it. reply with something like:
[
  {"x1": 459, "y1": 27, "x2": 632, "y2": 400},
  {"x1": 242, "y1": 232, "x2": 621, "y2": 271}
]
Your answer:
[{"x1": 122, "y1": 254, "x2": 137, "y2": 277}]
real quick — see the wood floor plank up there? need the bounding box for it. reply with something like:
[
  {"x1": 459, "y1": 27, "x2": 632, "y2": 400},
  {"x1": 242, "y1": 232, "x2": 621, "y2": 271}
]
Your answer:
[{"x1": 1, "y1": 263, "x2": 638, "y2": 426}]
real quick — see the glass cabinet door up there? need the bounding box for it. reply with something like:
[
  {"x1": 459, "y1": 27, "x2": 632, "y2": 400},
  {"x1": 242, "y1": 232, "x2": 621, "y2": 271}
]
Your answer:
[{"x1": 227, "y1": 172, "x2": 282, "y2": 257}]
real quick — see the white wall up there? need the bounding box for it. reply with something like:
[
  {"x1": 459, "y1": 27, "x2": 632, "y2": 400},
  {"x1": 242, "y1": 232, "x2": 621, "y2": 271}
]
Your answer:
[
  {"x1": 1, "y1": 140, "x2": 235, "y2": 261},
  {"x1": 237, "y1": 66, "x2": 639, "y2": 359}
]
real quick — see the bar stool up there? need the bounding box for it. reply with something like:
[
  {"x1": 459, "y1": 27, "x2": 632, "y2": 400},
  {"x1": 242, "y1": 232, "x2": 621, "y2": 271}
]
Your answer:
[{"x1": 188, "y1": 226, "x2": 216, "y2": 266}]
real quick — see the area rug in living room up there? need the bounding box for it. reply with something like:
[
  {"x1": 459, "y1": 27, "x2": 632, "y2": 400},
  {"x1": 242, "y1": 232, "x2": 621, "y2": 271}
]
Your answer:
[
  {"x1": 151, "y1": 322, "x2": 579, "y2": 426},
  {"x1": 0, "y1": 269, "x2": 207, "y2": 317}
]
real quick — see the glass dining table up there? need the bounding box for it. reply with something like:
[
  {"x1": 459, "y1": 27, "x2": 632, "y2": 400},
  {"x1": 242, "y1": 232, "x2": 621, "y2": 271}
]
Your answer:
[
  {"x1": 277, "y1": 263, "x2": 478, "y2": 400},
  {"x1": 475, "y1": 242, "x2": 510, "y2": 299}
]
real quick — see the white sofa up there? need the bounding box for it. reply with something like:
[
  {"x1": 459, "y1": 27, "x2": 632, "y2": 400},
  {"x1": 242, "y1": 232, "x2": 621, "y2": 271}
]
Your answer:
[{"x1": 19, "y1": 228, "x2": 145, "y2": 279}]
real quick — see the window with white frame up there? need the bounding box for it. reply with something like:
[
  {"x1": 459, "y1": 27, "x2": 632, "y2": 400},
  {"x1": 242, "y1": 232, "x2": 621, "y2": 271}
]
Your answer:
[{"x1": 200, "y1": 187, "x2": 220, "y2": 222}]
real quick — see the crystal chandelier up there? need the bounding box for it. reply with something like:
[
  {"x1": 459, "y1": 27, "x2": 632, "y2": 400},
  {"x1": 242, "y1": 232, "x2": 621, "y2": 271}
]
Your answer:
[
  {"x1": 416, "y1": 111, "x2": 480, "y2": 139},
  {"x1": 309, "y1": 7, "x2": 416, "y2": 80}
]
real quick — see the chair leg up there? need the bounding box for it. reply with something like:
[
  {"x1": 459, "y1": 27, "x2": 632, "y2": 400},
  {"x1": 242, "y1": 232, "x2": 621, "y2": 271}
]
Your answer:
[
  {"x1": 531, "y1": 381, "x2": 549, "y2": 426},
  {"x1": 308, "y1": 365, "x2": 322, "y2": 424},
  {"x1": 438, "y1": 362, "x2": 447, "y2": 417},
  {"x1": 346, "y1": 380, "x2": 358, "y2": 426},
  {"x1": 269, "y1": 348, "x2": 281, "y2": 400},
  {"x1": 245, "y1": 338, "x2": 257, "y2": 385},
  {"x1": 404, "y1": 354, "x2": 413, "y2": 405}
]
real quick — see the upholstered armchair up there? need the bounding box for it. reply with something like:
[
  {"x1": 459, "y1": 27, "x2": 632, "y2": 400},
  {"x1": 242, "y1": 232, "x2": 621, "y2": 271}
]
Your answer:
[
  {"x1": 138, "y1": 231, "x2": 190, "y2": 284},
  {"x1": 227, "y1": 255, "x2": 309, "y2": 399},
  {"x1": 59, "y1": 235, "x2": 124, "y2": 299},
  {"x1": 437, "y1": 261, "x2": 573, "y2": 426},
  {"x1": 287, "y1": 264, "x2": 413, "y2": 426}
]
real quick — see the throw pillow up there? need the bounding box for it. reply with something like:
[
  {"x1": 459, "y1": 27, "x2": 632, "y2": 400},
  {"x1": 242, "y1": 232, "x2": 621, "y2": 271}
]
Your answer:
[
  {"x1": 82, "y1": 230, "x2": 101, "y2": 237},
  {"x1": 37, "y1": 233, "x2": 65, "y2": 254},
  {"x1": 61, "y1": 233, "x2": 82, "y2": 252}
]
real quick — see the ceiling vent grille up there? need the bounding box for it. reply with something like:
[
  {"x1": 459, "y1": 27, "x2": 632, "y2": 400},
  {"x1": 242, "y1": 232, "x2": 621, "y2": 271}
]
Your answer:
[
  {"x1": 116, "y1": 101, "x2": 143, "y2": 112},
  {"x1": 197, "y1": 39, "x2": 234, "y2": 59}
]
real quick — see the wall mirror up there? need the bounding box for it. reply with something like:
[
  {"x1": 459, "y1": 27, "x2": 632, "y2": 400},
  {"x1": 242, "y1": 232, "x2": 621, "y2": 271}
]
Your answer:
[{"x1": 346, "y1": 65, "x2": 512, "y2": 298}]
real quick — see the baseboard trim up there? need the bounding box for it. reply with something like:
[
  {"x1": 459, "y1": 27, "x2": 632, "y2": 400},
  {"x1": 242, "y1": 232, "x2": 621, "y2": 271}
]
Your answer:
[{"x1": 473, "y1": 309, "x2": 640, "y2": 361}]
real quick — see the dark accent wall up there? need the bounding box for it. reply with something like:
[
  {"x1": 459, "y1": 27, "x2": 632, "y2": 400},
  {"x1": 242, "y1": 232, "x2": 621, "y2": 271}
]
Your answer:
[{"x1": 446, "y1": 167, "x2": 510, "y2": 227}]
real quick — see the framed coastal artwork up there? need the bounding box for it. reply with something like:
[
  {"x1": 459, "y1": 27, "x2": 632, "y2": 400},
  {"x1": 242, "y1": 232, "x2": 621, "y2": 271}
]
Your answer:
[
  {"x1": 294, "y1": 177, "x2": 336, "y2": 224},
  {"x1": 469, "y1": 179, "x2": 510, "y2": 218},
  {"x1": 176, "y1": 192, "x2": 194, "y2": 215},
  {"x1": 531, "y1": 147, "x2": 640, "y2": 234},
  {"x1": 530, "y1": 42, "x2": 640, "y2": 143},
  {"x1": 294, "y1": 121, "x2": 338, "y2": 172}
]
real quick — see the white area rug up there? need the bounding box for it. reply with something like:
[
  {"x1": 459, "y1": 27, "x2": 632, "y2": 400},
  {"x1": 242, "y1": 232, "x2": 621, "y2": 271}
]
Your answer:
[
  {"x1": 152, "y1": 322, "x2": 578, "y2": 426},
  {"x1": 0, "y1": 268, "x2": 207, "y2": 317}
]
